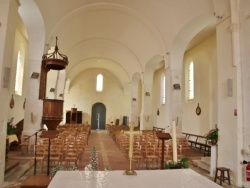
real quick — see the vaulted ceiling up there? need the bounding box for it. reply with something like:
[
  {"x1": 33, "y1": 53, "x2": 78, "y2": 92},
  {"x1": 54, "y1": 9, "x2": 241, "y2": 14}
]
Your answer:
[{"x1": 19, "y1": 0, "x2": 226, "y2": 88}]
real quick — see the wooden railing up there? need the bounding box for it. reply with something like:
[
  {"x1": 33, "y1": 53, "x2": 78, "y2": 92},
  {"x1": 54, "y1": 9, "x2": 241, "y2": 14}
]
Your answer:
[
  {"x1": 182, "y1": 132, "x2": 211, "y2": 156},
  {"x1": 153, "y1": 126, "x2": 165, "y2": 132}
]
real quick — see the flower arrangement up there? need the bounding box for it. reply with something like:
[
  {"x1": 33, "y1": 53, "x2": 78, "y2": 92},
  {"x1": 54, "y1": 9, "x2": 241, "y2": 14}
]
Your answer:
[
  {"x1": 164, "y1": 158, "x2": 189, "y2": 169},
  {"x1": 90, "y1": 146, "x2": 99, "y2": 171},
  {"x1": 7, "y1": 117, "x2": 17, "y2": 135},
  {"x1": 50, "y1": 165, "x2": 78, "y2": 179},
  {"x1": 204, "y1": 126, "x2": 219, "y2": 141}
]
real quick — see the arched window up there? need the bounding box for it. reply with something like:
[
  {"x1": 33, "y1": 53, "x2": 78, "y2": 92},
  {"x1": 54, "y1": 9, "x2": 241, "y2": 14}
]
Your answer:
[
  {"x1": 161, "y1": 74, "x2": 166, "y2": 104},
  {"x1": 188, "y1": 61, "x2": 194, "y2": 100},
  {"x1": 96, "y1": 74, "x2": 103, "y2": 92},
  {"x1": 15, "y1": 49, "x2": 24, "y2": 95}
]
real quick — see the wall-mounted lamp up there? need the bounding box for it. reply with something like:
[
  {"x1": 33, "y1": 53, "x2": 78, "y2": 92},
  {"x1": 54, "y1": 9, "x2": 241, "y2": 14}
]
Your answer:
[
  {"x1": 49, "y1": 88, "x2": 55, "y2": 92},
  {"x1": 132, "y1": 98, "x2": 136, "y2": 101},
  {"x1": 30, "y1": 72, "x2": 40, "y2": 79},
  {"x1": 145, "y1": 92, "x2": 150, "y2": 96},
  {"x1": 173, "y1": 84, "x2": 181, "y2": 90}
]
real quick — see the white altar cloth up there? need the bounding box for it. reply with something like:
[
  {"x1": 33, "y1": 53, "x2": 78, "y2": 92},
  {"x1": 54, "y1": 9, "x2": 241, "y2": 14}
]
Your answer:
[{"x1": 48, "y1": 169, "x2": 222, "y2": 188}]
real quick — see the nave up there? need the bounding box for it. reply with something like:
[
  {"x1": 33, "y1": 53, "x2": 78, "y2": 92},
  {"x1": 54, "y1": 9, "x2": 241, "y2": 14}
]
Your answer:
[{"x1": 3, "y1": 130, "x2": 233, "y2": 188}]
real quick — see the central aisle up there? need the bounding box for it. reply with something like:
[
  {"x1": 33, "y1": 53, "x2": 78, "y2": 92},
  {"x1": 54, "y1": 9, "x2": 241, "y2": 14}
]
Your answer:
[{"x1": 78, "y1": 130, "x2": 130, "y2": 171}]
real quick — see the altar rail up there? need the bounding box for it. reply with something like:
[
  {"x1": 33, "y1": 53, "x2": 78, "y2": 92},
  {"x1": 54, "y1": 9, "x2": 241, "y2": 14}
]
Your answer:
[{"x1": 182, "y1": 132, "x2": 211, "y2": 156}]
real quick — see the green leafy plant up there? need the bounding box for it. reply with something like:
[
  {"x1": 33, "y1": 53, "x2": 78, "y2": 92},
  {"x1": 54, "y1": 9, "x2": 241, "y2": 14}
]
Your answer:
[
  {"x1": 164, "y1": 158, "x2": 189, "y2": 169},
  {"x1": 7, "y1": 117, "x2": 17, "y2": 135},
  {"x1": 204, "y1": 126, "x2": 219, "y2": 141}
]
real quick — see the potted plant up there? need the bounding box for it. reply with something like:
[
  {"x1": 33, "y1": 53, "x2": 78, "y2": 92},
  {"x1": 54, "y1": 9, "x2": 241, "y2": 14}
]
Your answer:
[
  {"x1": 204, "y1": 126, "x2": 219, "y2": 145},
  {"x1": 164, "y1": 157, "x2": 189, "y2": 169}
]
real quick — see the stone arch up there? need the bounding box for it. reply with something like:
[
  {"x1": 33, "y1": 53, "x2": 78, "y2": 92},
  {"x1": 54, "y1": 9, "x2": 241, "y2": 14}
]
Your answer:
[
  {"x1": 164, "y1": 14, "x2": 217, "y2": 131},
  {"x1": 170, "y1": 14, "x2": 216, "y2": 71}
]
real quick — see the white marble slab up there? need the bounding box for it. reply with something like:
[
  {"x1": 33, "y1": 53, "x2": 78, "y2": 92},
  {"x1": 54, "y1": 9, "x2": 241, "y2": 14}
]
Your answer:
[{"x1": 48, "y1": 169, "x2": 222, "y2": 188}]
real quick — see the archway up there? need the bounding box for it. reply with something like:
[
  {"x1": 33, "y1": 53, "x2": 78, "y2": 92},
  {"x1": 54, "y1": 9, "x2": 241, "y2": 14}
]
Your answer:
[{"x1": 91, "y1": 103, "x2": 106, "y2": 130}]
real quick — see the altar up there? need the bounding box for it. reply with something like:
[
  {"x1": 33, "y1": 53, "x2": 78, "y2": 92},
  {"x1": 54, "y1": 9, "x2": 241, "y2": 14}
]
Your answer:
[{"x1": 48, "y1": 169, "x2": 222, "y2": 188}]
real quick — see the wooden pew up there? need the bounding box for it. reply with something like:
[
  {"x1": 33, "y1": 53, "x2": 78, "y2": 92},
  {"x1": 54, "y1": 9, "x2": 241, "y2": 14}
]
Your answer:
[{"x1": 182, "y1": 132, "x2": 211, "y2": 156}]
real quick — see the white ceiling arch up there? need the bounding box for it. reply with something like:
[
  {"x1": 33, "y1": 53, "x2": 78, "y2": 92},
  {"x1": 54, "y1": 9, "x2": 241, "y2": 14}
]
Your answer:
[
  {"x1": 42, "y1": 3, "x2": 166, "y2": 81},
  {"x1": 67, "y1": 57, "x2": 130, "y2": 90},
  {"x1": 65, "y1": 38, "x2": 142, "y2": 82},
  {"x1": 170, "y1": 13, "x2": 217, "y2": 71},
  {"x1": 45, "y1": 2, "x2": 167, "y2": 55}
]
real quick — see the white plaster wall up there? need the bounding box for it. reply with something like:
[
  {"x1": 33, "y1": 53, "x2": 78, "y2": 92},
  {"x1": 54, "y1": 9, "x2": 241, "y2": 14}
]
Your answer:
[
  {"x1": 238, "y1": 1, "x2": 250, "y2": 186},
  {"x1": 64, "y1": 68, "x2": 130, "y2": 126},
  {"x1": 241, "y1": 9, "x2": 250, "y2": 160},
  {"x1": 8, "y1": 17, "x2": 28, "y2": 125},
  {"x1": 182, "y1": 34, "x2": 217, "y2": 135},
  {"x1": 0, "y1": 0, "x2": 19, "y2": 185},
  {"x1": 216, "y1": 17, "x2": 237, "y2": 184}
]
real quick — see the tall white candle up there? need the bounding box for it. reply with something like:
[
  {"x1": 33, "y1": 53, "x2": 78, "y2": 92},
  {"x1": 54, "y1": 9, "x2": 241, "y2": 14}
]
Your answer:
[{"x1": 172, "y1": 121, "x2": 178, "y2": 162}]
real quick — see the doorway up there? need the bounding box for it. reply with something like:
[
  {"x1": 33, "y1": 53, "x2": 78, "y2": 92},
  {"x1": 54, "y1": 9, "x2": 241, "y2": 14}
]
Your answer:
[{"x1": 91, "y1": 102, "x2": 106, "y2": 130}]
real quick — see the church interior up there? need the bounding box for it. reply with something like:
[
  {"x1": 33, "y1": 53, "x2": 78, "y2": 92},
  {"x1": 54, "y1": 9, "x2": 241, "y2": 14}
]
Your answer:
[{"x1": 1, "y1": 0, "x2": 250, "y2": 187}]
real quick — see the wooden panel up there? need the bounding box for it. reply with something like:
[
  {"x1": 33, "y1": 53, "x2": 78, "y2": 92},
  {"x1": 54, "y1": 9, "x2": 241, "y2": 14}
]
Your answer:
[
  {"x1": 42, "y1": 99, "x2": 64, "y2": 130},
  {"x1": 77, "y1": 111, "x2": 82, "y2": 124},
  {"x1": 65, "y1": 110, "x2": 82, "y2": 124},
  {"x1": 66, "y1": 111, "x2": 70, "y2": 123}
]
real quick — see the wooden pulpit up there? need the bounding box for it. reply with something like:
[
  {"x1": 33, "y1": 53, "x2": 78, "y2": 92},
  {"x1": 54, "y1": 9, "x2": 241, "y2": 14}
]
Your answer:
[
  {"x1": 39, "y1": 37, "x2": 68, "y2": 130},
  {"x1": 156, "y1": 132, "x2": 172, "y2": 169}
]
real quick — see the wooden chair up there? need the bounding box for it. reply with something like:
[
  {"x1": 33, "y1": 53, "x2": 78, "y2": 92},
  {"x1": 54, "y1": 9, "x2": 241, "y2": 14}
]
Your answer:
[
  {"x1": 35, "y1": 144, "x2": 46, "y2": 173},
  {"x1": 145, "y1": 145, "x2": 159, "y2": 169},
  {"x1": 132, "y1": 145, "x2": 144, "y2": 169},
  {"x1": 49, "y1": 148, "x2": 62, "y2": 168},
  {"x1": 62, "y1": 144, "x2": 78, "y2": 169},
  {"x1": 18, "y1": 135, "x2": 30, "y2": 154},
  {"x1": 63, "y1": 149, "x2": 78, "y2": 169}
]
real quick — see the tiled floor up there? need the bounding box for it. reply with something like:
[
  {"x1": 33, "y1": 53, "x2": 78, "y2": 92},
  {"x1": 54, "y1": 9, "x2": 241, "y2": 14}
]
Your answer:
[{"x1": 3, "y1": 130, "x2": 236, "y2": 188}]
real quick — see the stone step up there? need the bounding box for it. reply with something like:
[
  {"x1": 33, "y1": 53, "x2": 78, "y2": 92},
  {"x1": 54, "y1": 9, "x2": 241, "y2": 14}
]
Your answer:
[
  {"x1": 201, "y1": 157, "x2": 211, "y2": 165},
  {"x1": 192, "y1": 159, "x2": 210, "y2": 172},
  {"x1": 5, "y1": 161, "x2": 31, "y2": 182}
]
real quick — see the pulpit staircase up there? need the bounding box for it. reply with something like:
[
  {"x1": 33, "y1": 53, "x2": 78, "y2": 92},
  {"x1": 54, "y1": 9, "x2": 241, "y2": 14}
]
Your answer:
[{"x1": 192, "y1": 157, "x2": 210, "y2": 172}]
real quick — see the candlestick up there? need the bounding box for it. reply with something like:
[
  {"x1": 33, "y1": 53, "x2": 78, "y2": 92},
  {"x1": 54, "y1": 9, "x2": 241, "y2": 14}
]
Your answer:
[{"x1": 172, "y1": 121, "x2": 178, "y2": 162}]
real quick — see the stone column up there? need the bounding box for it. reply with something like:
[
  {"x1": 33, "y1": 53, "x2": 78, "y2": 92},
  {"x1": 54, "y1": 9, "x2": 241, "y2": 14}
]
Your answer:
[
  {"x1": 210, "y1": 145, "x2": 217, "y2": 177},
  {"x1": 0, "y1": 0, "x2": 20, "y2": 184},
  {"x1": 230, "y1": 0, "x2": 243, "y2": 186}
]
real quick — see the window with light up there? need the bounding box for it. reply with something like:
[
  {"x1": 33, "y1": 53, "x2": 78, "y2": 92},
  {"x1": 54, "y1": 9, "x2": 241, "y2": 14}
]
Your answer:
[
  {"x1": 96, "y1": 74, "x2": 103, "y2": 92},
  {"x1": 188, "y1": 61, "x2": 194, "y2": 100},
  {"x1": 15, "y1": 50, "x2": 24, "y2": 96},
  {"x1": 161, "y1": 74, "x2": 166, "y2": 104}
]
